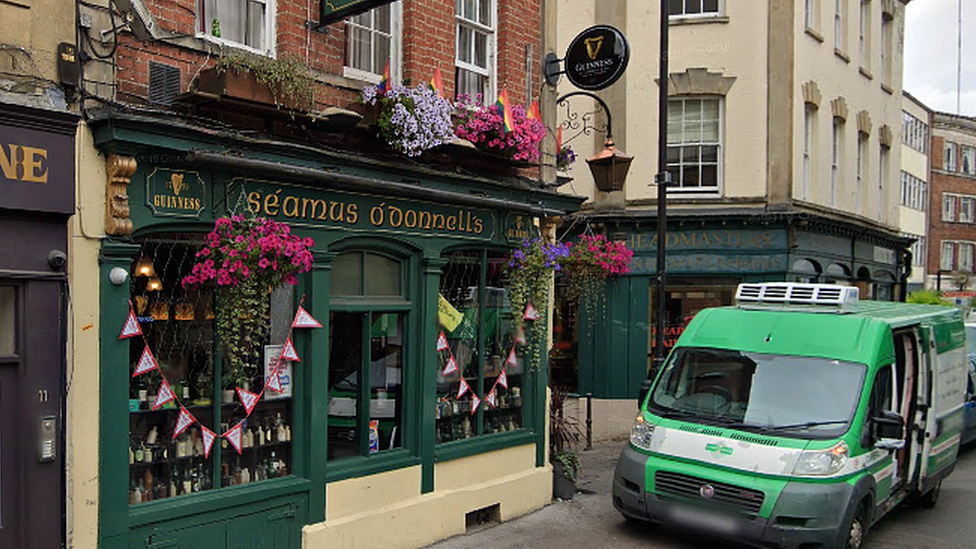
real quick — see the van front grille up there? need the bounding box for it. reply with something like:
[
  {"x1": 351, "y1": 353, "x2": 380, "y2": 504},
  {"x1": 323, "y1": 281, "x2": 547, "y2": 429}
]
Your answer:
[
  {"x1": 654, "y1": 471, "x2": 765, "y2": 514},
  {"x1": 728, "y1": 432, "x2": 779, "y2": 446}
]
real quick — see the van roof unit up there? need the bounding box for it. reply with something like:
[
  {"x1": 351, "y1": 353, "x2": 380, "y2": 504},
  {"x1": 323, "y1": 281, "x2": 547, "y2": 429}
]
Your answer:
[{"x1": 735, "y1": 282, "x2": 860, "y2": 313}]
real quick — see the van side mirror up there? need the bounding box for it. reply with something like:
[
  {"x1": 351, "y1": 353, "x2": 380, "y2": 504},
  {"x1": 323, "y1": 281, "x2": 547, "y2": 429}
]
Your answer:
[
  {"x1": 637, "y1": 379, "x2": 653, "y2": 409},
  {"x1": 873, "y1": 410, "x2": 905, "y2": 450}
]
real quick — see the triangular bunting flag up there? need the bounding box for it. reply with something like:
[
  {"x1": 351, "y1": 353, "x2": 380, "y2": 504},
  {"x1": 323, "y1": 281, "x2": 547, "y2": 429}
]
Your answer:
[
  {"x1": 152, "y1": 380, "x2": 175, "y2": 410},
  {"x1": 457, "y1": 377, "x2": 471, "y2": 399},
  {"x1": 236, "y1": 387, "x2": 260, "y2": 415},
  {"x1": 280, "y1": 338, "x2": 301, "y2": 362},
  {"x1": 224, "y1": 422, "x2": 243, "y2": 454},
  {"x1": 470, "y1": 394, "x2": 481, "y2": 414},
  {"x1": 498, "y1": 369, "x2": 509, "y2": 389},
  {"x1": 172, "y1": 407, "x2": 195, "y2": 439},
  {"x1": 505, "y1": 348, "x2": 519, "y2": 368},
  {"x1": 527, "y1": 100, "x2": 541, "y2": 121},
  {"x1": 292, "y1": 305, "x2": 322, "y2": 328},
  {"x1": 515, "y1": 324, "x2": 527, "y2": 345},
  {"x1": 266, "y1": 369, "x2": 282, "y2": 393},
  {"x1": 119, "y1": 304, "x2": 142, "y2": 339},
  {"x1": 523, "y1": 302, "x2": 540, "y2": 321},
  {"x1": 485, "y1": 388, "x2": 497, "y2": 409},
  {"x1": 442, "y1": 355, "x2": 458, "y2": 376},
  {"x1": 201, "y1": 426, "x2": 216, "y2": 459},
  {"x1": 556, "y1": 125, "x2": 563, "y2": 152},
  {"x1": 436, "y1": 331, "x2": 449, "y2": 351},
  {"x1": 133, "y1": 346, "x2": 159, "y2": 377}
]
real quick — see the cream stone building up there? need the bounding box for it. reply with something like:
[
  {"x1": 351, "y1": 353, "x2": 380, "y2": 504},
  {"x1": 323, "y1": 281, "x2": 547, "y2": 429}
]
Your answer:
[
  {"x1": 553, "y1": 0, "x2": 913, "y2": 440},
  {"x1": 899, "y1": 91, "x2": 930, "y2": 292}
]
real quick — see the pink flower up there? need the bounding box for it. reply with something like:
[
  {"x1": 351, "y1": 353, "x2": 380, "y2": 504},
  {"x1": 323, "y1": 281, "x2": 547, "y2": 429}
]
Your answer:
[{"x1": 283, "y1": 273, "x2": 298, "y2": 285}]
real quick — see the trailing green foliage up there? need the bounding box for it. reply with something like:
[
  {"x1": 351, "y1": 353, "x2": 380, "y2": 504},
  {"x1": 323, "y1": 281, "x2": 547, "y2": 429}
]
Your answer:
[
  {"x1": 215, "y1": 53, "x2": 315, "y2": 111},
  {"x1": 906, "y1": 289, "x2": 952, "y2": 306}
]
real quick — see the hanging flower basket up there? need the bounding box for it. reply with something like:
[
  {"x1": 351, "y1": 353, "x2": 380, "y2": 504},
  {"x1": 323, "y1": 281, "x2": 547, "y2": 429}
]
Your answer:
[
  {"x1": 454, "y1": 95, "x2": 546, "y2": 163},
  {"x1": 506, "y1": 237, "x2": 571, "y2": 370},
  {"x1": 563, "y1": 234, "x2": 634, "y2": 315},
  {"x1": 360, "y1": 83, "x2": 456, "y2": 157},
  {"x1": 182, "y1": 216, "x2": 314, "y2": 388}
]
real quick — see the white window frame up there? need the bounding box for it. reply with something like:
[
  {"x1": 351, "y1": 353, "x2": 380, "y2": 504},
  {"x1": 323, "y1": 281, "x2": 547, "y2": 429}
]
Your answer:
[
  {"x1": 961, "y1": 243, "x2": 975, "y2": 272},
  {"x1": 803, "y1": 107, "x2": 814, "y2": 200},
  {"x1": 343, "y1": 4, "x2": 403, "y2": 84},
  {"x1": 962, "y1": 197, "x2": 976, "y2": 223},
  {"x1": 196, "y1": 0, "x2": 277, "y2": 56},
  {"x1": 858, "y1": 0, "x2": 870, "y2": 68},
  {"x1": 962, "y1": 146, "x2": 976, "y2": 176},
  {"x1": 805, "y1": 0, "x2": 819, "y2": 30},
  {"x1": 878, "y1": 145, "x2": 888, "y2": 221},
  {"x1": 831, "y1": 118, "x2": 843, "y2": 207},
  {"x1": 455, "y1": 0, "x2": 497, "y2": 102},
  {"x1": 666, "y1": 96, "x2": 723, "y2": 194},
  {"x1": 941, "y1": 241, "x2": 955, "y2": 271},
  {"x1": 944, "y1": 194, "x2": 959, "y2": 222},
  {"x1": 946, "y1": 142, "x2": 958, "y2": 171},
  {"x1": 856, "y1": 133, "x2": 866, "y2": 214},
  {"x1": 835, "y1": 0, "x2": 847, "y2": 51},
  {"x1": 668, "y1": 0, "x2": 724, "y2": 20},
  {"x1": 881, "y1": 14, "x2": 892, "y2": 84}
]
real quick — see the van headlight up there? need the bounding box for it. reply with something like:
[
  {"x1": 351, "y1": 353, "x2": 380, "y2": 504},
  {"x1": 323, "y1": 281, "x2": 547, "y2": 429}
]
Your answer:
[
  {"x1": 630, "y1": 415, "x2": 656, "y2": 450},
  {"x1": 792, "y1": 442, "x2": 849, "y2": 476}
]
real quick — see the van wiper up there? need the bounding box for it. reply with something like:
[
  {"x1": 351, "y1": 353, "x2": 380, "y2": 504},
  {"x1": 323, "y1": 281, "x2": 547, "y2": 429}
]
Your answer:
[{"x1": 766, "y1": 420, "x2": 849, "y2": 431}]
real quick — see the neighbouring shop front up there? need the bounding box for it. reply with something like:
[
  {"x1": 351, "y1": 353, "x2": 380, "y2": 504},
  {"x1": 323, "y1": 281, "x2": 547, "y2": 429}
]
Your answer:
[
  {"x1": 558, "y1": 211, "x2": 910, "y2": 401},
  {"x1": 0, "y1": 102, "x2": 77, "y2": 549},
  {"x1": 91, "y1": 112, "x2": 582, "y2": 549}
]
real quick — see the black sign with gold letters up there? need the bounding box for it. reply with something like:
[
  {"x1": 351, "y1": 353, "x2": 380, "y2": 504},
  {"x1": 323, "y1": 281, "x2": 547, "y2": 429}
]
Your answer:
[
  {"x1": 0, "y1": 107, "x2": 76, "y2": 215},
  {"x1": 564, "y1": 25, "x2": 630, "y2": 91},
  {"x1": 146, "y1": 169, "x2": 206, "y2": 218}
]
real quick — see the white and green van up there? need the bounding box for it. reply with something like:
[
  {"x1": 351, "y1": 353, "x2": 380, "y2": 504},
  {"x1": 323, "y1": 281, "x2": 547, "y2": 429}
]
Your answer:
[{"x1": 613, "y1": 283, "x2": 968, "y2": 549}]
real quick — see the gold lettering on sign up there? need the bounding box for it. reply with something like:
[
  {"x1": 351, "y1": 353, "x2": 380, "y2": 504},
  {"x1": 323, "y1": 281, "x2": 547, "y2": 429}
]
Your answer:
[
  {"x1": 105, "y1": 155, "x2": 136, "y2": 236},
  {"x1": 170, "y1": 173, "x2": 185, "y2": 195},
  {"x1": 0, "y1": 142, "x2": 49, "y2": 183}
]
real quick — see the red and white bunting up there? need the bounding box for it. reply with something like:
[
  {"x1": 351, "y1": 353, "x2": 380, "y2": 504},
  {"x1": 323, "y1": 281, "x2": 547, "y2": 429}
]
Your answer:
[
  {"x1": 505, "y1": 348, "x2": 518, "y2": 368},
  {"x1": 523, "y1": 302, "x2": 540, "y2": 321},
  {"x1": 266, "y1": 369, "x2": 282, "y2": 393},
  {"x1": 224, "y1": 422, "x2": 243, "y2": 454},
  {"x1": 152, "y1": 380, "x2": 175, "y2": 410},
  {"x1": 470, "y1": 394, "x2": 481, "y2": 414},
  {"x1": 515, "y1": 324, "x2": 527, "y2": 345},
  {"x1": 280, "y1": 337, "x2": 300, "y2": 362},
  {"x1": 436, "y1": 331, "x2": 449, "y2": 351},
  {"x1": 236, "y1": 387, "x2": 260, "y2": 415},
  {"x1": 201, "y1": 426, "x2": 216, "y2": 459},
  {"x1": 497, "y1": 369, "x2": 509, "y2": 389},
  {"x1": 292, "y1": 305, "x2": 322, "y2": 328},
  {"x1": 132, "y1": 347, "x2": 159, "y2": 377},
  {"x1": 172, "y1": 407, "x2": 196, "y2": 439},
  {"x1": 441, "y1": 355, "x2": 458, "y2": 376},
  {"x1": 485, "y1": 388, "x2": 497, "y2": 409},
  {"x1": 456, "y1": 377, "x2": 471, "y2": 399},
  {"x1": 119, "y1": 305, "x2": 142, "y2": 339}
]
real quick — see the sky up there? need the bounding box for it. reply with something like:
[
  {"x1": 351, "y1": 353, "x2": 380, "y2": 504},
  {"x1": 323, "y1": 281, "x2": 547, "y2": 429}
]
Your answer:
[{"x1": 904, "y1": 0, "x2": 976, "y2": 116}]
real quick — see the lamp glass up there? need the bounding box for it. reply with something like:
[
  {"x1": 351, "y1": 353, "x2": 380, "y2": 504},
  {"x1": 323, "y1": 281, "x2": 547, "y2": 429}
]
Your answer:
[
  {"x1": 147, "y1": 276, "x2": 163, "y2": 292},
  {"x1": 135, "y1": 256, "x2": 156, "y2": 277}
]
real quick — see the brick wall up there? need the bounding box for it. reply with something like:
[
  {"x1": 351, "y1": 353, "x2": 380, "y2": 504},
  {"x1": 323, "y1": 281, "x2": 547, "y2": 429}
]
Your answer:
[
  {"x1": 113, "y1": 0, "x2": 541, "y2": 112},
  {"x1": 926, "y1": 168, "x2": 976, "y2": 275}
]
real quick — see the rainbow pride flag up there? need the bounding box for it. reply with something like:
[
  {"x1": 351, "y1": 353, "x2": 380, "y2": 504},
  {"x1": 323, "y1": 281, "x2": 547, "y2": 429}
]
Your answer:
[
  {"x1": 527, "y1": 100, "x2": 541, "y2": 122},
  {"x1": 377, "y1": 59, "x2": 391, "y2": 96},
  {"x1": 429, "y1": 67, "x2": 444, "y2": 98},
  {"x1": 495, "y1": 89, "x2": 514, "y2": 134}
]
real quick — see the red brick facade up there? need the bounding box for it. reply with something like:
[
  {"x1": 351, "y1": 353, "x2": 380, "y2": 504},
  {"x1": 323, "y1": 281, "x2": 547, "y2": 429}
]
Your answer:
[
  {"x1": 927, "y1": 134, "x2": 976, "y2": 278},
  {"x1": 113, "y1": 0, "x2": 540, "y2": 114}
]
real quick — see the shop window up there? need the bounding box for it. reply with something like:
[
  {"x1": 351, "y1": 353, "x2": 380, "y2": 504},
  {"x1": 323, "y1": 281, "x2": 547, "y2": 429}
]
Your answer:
[
  {"x1": 649, "y1": 283, "x2": 735, "y2": 364},
  {"x1": 197, "y1": 0, "x2": 275, "y2": 55},
  {"x1": 455, "y1": 0, "x2": 495, "y2": 101},
  {"x1": 344, "y1": 4, "x2": 401, "y2": 83},
  {"x1": 666, "y1": 97, "x2": 722, "y2": 193},
  {"x1": 0, "y1": 286, "x2": 13, "y2": 356},
  {"x1": 127, "y1": 237, "x2": 295, "y2": 504},
  {"x1": 436, "y1": 249, "x2": 522, "y2": 443},
  {"x1": 328, "y1": 251, "x2": 408, "y2": 461}
]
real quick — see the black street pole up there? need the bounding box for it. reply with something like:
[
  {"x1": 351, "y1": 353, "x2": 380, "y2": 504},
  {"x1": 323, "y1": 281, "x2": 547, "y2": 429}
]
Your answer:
[{"x1": 653, "y1": 0, "x2": 670, "y2": 372}]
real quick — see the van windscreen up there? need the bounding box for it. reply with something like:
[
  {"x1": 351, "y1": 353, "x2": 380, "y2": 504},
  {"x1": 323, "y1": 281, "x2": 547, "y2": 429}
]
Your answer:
[{"x1": 650, "y1": 348, "x2": 866, "y2": 439}]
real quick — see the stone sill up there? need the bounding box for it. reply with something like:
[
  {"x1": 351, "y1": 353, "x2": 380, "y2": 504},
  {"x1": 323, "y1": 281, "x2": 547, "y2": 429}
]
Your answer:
[
  {"x1": 805, "y1": 27, "x2": 825, "y2": 43},
  {"x1": 670, "y1": 15, "x2": 730, "y2": 26},
  {"x1": 834, "y1": 49, "x2": 851, "y2": 63}
]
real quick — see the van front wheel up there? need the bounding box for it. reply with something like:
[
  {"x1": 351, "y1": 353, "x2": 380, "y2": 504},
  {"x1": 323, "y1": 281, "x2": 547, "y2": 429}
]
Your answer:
[{"x1": 838, "y1": 503, "x2": 868, "y2": 549}]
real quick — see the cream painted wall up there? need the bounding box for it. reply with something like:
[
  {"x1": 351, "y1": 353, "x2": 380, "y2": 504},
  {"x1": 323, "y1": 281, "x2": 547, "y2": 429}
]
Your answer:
[
  {"x1": 899, "y1": 94, "x2": 931, "y2": 286},
  {"x1": 794, "y1": 0, "x2": 905, "y2": 226},
  {"x1": 0, "y1": 0, "x2": 74, "y2": 82},
  {"x1": 308, "y1": 445, "x2": 549, "y2": 549},
  {"x1": 67, "y1": 125, "x2": 109, "y2": 549}
]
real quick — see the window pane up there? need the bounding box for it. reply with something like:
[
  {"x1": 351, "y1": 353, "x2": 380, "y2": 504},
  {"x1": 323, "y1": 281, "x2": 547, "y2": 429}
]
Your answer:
[
  {"x1": 668, "y1": 0, "x2": 682, "y2": 16},
  {"x1": 458, "y1": 27, "x2": 473, "y2": 64},
  {"x1": 483, "y1": 251, "x2": 521, "y2": 433},
  {"x1": 374, "y1": 36, "x2": 390, "y2": 75},
  {"x1": 478, "y1": 0, "x2": 491, "y2": 26},
  {"x1": 703, "y1": 0, "x2": 719, "y2": 12},
  {"x1": 462, "y1": 0, "x2": 476, "y2": 20},
  {"x1": 700, "y1": 145, "x2": 718, "y2": 164},
  {"x1": 331, "y1": 253, "x2": 363, "y2": 296},
  {"x1": 700, "y1": 164, "x2": 718, "y2": 187},
  {"x1": 686, "y1": 0, "x2": 702, "y2": 14},
  {"x1": 246, "y1": 0, "x2": 265, "y2": 50},
  {"x1": 351, "y1": 27, "x2": 371, "y2": 71},
  {"x1": 375, "y1": 4, "x2": 391, "y2": 33},
  {"x1": 329, "y1": 312, "x2": 363, "y2": 461},
  {"x1": 364, "y1": 253, "x2": 401, "y2": 296},
  {"x1": 370, "y1": 313, "x2": 403, "y2": 452},
  {"x1": 474, "y1": 32, "x2": 488, "y2": 68},
  {"x1": 0, "y1": 286, "x2": 12, "y2": 355},
  {"x1": 437, "y1": 251, "x2": 482, "y2": 442}
]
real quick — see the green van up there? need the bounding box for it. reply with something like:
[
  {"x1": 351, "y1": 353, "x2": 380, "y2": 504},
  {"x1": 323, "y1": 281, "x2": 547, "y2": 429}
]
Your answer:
[{"x1": 613, "y1": 283, "x2": 968, "y2": 549}]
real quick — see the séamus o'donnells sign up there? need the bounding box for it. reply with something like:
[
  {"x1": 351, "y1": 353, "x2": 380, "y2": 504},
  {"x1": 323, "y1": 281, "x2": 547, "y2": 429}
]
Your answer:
[{"x1": 564, "y1": 25, "x2": 630, "y2": 91}]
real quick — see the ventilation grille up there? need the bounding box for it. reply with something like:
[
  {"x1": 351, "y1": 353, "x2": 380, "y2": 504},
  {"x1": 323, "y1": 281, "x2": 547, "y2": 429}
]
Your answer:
[
  {"x1": 728, "y1": 432, "x2": 779, "y2": 447},
  {"x1": 678, "y1": 424, "x2": 725, "y2": 437},
  {"x1": 735, "y1": 283, "x2": 859, "y2": 312},
  {"x1": 149, "y1": 61, "x2": 181, "y2": 106}
]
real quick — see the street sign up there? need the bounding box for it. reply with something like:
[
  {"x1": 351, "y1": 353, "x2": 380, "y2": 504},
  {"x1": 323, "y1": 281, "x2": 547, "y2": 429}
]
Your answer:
[{"x1": 564, "y1": 25, "x2": 630, "y2": 91}]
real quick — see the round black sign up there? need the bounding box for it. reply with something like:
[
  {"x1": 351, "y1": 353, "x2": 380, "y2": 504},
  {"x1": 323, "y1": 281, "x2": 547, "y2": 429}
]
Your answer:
[{"x1": 564, "y1": 25, "x2": 630, "y2": 91}]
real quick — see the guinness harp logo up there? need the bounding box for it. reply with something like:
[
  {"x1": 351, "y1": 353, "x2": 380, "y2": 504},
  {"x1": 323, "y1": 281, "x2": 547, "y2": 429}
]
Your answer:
[
  {"x1": 584, "y1": 35, "x2": 604, "y2": 60},
  {"x1": 170, "y1": 173, "x2": 185, "y2": 196}
]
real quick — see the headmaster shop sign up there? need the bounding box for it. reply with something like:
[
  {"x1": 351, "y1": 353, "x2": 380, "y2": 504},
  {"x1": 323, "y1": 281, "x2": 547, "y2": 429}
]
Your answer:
[{"x1": 564, "y1": 25, "x2": 630, "y2": 91}]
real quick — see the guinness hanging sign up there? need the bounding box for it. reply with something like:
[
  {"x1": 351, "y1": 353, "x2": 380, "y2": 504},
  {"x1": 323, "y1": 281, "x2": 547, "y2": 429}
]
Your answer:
[{"x1": 564, "y1": 25, "x2": 629, "y2": 91}]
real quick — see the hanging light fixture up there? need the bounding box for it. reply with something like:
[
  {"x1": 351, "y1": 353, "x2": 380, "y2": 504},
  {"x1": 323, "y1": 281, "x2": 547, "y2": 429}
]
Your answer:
[
  {"x1": 586, "y1": 138, "x2": 633, "y2": 193},
  {"x1": 147, "y1": 276, "x2": 163, "y2": 292},
  {"x1": 135, "y1": 255, "x2": 156, "y2": 277}
]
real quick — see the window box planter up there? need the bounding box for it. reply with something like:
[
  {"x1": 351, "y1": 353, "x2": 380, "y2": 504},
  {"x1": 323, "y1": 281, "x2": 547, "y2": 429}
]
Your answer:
[{"x1": 196, "y1": 67, "x2": 303, "y2": 111}]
